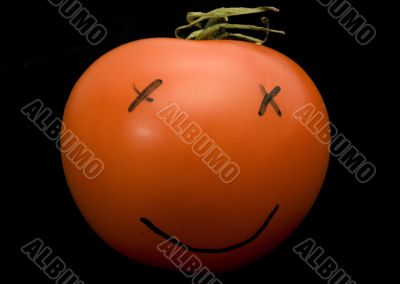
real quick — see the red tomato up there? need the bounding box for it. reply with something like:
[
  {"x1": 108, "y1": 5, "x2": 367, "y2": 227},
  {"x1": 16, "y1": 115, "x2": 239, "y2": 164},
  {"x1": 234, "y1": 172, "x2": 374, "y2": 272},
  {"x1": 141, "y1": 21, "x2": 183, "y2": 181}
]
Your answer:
[{"x1": 61, "y1": 38, "x2": 329, "y2": 272}]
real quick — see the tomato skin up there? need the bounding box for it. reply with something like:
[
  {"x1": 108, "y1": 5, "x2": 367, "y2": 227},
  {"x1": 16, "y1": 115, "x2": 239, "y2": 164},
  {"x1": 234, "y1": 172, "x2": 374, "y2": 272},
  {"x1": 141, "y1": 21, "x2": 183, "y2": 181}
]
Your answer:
[{"x1": 61, "y1": 38, "x2": 329, "y2": 272}]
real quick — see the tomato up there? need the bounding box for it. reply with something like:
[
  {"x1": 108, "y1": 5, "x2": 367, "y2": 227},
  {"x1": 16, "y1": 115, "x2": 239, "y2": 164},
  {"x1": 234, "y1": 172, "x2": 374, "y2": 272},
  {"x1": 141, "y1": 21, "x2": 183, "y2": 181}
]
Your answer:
[{"x1": 61, "y1": 38, "x2": 330, "y2": 272}]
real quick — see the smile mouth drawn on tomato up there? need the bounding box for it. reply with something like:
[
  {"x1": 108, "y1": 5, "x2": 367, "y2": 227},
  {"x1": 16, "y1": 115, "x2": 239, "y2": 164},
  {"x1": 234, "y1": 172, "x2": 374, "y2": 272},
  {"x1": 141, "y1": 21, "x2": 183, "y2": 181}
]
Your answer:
[
  {"x1": 128, "y1": 79, "x2": 163, "y2": 112},
  {"x1": 258, "y1": 84, "x2": 282, "y2": 117},
  {"x1": 140, "y1": 204, "x2": 279, "y2": 253}
]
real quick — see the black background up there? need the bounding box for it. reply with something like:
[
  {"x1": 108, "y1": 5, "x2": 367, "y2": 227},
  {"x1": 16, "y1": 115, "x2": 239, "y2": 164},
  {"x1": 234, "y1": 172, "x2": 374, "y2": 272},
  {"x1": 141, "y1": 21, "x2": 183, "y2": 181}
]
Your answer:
[{"x1": 2, "y1": 0, "x2": 397, "y2": 283}]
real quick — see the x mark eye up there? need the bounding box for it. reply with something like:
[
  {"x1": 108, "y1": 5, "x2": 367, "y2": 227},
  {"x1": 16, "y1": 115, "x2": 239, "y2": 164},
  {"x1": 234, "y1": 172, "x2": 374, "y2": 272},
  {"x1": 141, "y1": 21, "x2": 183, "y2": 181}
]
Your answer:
[
  {"x1": 258, "y1": 84, "x2": 282, "y2": 117},
  {"x1": 128, "y1": 79, "x2": 163, "y2": 112}
]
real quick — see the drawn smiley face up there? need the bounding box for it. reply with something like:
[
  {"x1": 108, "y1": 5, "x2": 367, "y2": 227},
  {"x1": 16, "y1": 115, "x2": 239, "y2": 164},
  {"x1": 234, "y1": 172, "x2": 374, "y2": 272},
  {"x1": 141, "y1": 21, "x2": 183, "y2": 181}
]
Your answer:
[
  {"x1": 61, "y1": 38, "x2": 329, "y2": 272},
  {"x1": 131, "y1": 79, "x2": 281, "y2": 254}
]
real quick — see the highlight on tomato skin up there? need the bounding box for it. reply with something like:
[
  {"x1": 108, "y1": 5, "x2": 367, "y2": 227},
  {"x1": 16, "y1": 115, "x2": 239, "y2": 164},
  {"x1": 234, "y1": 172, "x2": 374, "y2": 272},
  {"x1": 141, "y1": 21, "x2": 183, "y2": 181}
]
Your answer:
[{"x1": 61, "y1": 8, "x2": 330, "y2": 272}]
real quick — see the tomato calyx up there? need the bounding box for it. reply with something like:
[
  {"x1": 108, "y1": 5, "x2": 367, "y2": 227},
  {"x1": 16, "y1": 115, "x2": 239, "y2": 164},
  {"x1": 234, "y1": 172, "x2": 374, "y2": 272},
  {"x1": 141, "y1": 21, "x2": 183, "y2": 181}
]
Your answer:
[{"x1": 175, "y1": 6, "x2": 286, "y2": 45}]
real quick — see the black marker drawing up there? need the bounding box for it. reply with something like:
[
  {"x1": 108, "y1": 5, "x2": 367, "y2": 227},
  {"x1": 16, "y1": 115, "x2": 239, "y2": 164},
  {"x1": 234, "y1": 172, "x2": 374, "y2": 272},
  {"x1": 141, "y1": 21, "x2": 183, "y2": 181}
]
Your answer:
[
  {"x1": 128, "y1": 79, "x2": 163, "y2": 112},
  {"x1": 258, "y1": 84, "x2": 282, "y2": 117},
  {"x1": 140, "y1": 204, "x2": 279, "y2": 253}
]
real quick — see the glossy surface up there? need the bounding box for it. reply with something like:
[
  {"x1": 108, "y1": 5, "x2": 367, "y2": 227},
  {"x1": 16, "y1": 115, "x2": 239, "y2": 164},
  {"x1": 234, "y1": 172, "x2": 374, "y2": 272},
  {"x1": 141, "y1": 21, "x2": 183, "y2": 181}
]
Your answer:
[{"x1": 61, "y1": 38, "x2": 330, "y2": 272}]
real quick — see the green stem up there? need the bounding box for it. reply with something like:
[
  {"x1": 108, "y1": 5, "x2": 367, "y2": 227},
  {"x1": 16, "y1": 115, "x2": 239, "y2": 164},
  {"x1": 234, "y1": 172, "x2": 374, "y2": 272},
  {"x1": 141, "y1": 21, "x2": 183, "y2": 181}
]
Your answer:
[{"x1": 175, "y1": 6, "x2": 285, "y2": 45}]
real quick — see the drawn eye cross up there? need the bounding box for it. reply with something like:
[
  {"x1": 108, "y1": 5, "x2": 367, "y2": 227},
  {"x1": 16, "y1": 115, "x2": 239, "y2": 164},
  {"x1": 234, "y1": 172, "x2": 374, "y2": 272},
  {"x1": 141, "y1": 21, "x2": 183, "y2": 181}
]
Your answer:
[
  {"x1": 258, "y1": 84, "x2": 282, "y2": 117},
  {"x1": 128, "y1": 79, "x2": 163, "y2": 112}
]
